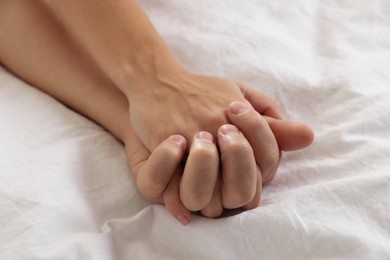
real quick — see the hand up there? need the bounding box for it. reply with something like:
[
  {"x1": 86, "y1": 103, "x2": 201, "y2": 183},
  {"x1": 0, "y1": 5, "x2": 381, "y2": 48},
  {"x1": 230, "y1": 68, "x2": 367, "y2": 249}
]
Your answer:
[
  {"x1": 128, "y1": 70, "x2": 313, "y2": 187},
  {"x1": 128, "y1": 69, "x2": 280, "y2": 181},
  {"x1": 125, "y1": 100, "x2": 314, "y2": 225},
  {"x1": 124, "y1": 123, "x2": 194, "y2": 225},
  {"x1": 125, "y1": 126, "x2": 257, "y2": 224},
  {"x1": 127, "y1": 70, "x2": 263, "y2": 151},
  {"x1": 179, "y1": 101, "x2": 314, "y2": 216}
]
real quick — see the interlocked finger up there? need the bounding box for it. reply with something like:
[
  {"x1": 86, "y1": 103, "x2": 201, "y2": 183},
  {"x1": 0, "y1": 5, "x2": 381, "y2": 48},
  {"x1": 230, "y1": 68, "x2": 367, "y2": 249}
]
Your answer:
[
  {"x1": 136, "y1": 135, "x2": 187, "y2": 202},
  {"x1": 164, "y1": 168, "x2": 192, "y2": 225},
  {"x1": 228, "y1": 101, "x2": 280, "y2": 184},
  {"x1": 217, "y1": 124, "x2": 257, "y2": 209},
  {"x1": 180, "y1": 131, "x2": 219, "y2": 211},
  {"x1": 200, "y1": 176, "x2": 223, "y2": 218}
]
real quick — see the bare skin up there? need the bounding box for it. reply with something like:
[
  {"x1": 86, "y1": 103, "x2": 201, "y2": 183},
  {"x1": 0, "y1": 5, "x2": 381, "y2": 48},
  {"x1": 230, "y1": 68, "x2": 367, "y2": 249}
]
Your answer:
[
  {"x1": 39, "y1": 0, "x2": 284, "y2": 184},
  {"x1": 0, "y1": 1, "x2": 314, "y2": 224}
]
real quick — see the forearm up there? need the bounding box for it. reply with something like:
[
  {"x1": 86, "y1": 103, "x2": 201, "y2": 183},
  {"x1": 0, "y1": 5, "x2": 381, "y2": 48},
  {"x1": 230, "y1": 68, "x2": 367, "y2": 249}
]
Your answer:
[
  {"x1": 75, "y1": 84, "x2": 132, "y2": 143},
  {"x1": 43, "y1": 0, "x2": 183, "y2": 96},
  {"x1": 0, "y1": 0, "x2": 131, "y2": 143}
]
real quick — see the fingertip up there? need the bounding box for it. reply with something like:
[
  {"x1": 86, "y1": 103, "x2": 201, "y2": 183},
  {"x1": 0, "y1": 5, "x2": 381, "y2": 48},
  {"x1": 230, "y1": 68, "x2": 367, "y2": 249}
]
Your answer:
[
  {"x1": 266, "y1": 118, "x2": 315, "y2": 151},
  {"x1": 285, "y1": 122, "x2": 315, "y2": 151},
  {"x1": 177, "y1": 213, "x2": 192, "y2": 226},
  {"x1": 241, "y1": 199, "x2": 260, "y2": 211},
  {"x1": 303, "y1": 124, "x2": 315, "y2": 147},
  {"x1": 166, "y1": 201, "x2": 192, "y2": 226}
]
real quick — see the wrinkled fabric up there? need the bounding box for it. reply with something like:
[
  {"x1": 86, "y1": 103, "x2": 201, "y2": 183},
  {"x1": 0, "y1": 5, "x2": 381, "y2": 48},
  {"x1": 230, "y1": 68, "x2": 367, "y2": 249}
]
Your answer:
[{"x1": 1, "y1": 0, "x2": 390, "y2": 259}]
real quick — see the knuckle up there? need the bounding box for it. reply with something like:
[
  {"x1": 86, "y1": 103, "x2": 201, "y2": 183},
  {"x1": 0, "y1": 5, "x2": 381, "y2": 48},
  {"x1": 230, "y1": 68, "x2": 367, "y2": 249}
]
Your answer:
[
  {"x1": 237, "y1": 111, "x2": 268, "y2": 132},
  {"x1": 263, "y1": 169, "x2": 277, "y2": 184},
  {"x1": 238, "y1": 188, "x2": 255, "y2": 204},
  {"x1": 223, "y1": 140, "x2": 253, "y2": 155},
  {"x1": 139, "y1": 181, "x2": 163, "y2": 200},
  {"x1": 161, "y1": 144, "x2": 181, "y2": 161},
  {"x1": 261, "y1": 149, "x2": 280, "y2": 172},
  {"x1": 182, "y1": 191, "x2": 211, "y2": 211},
  {"x1": 138, "y1": 187, "x2": 160, "y2": 203},
  {"x1": 191, "y1": 144, "x2": 217, "y2": 161},
  {"x1": 146, "y1": 174, "x2": 166, "y2": 191},
  {"x1": 222, "y1": 186, "x2": 255, "y2": 209},
  {"x1": 138, "y1": 174, "x2": 168, "y2": 200},
  {"x1": 201, "y1": 205, "x2": 223, "y2": 218},
  {"x1": 251, "y1": 115, "x2": 268, "y2": 130},
  {"x1": 222, "y1": 193, "x2": 250, "y2": 209},
  {"x1": 242, "y1": 196, "x2": 261, "y2": 210}
]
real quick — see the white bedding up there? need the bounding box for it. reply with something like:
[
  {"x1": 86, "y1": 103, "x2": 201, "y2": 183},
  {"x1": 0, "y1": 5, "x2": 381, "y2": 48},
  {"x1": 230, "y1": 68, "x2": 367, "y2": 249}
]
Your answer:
[{"x1": 1, "y1": 0, "x2": 390, "y2": 259}]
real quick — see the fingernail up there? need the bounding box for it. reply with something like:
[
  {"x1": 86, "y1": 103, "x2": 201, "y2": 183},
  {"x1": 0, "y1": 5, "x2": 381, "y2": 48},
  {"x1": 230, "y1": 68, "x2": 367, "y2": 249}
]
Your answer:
[
  {"x1": 170, "y1": 135, "x2": 186, "y2": 147},
  {"x1": 229, "y1": 101, "x2": 250, "y2": 115},
  {"x1": 219, "y1": 124, "x2": 240, "y2": 137},
  {"x1": 177, "y1": 214, "x2": 191, "y2": 226},
  {"x1": 196, "y1": 131, "x2": 214, "y2": 143}
]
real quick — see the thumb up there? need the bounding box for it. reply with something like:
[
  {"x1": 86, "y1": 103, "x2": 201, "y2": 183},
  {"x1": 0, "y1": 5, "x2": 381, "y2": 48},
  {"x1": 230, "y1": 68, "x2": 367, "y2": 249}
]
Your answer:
[{"x1": 264, "y1": 116, "x2": 314, "y2": 151}]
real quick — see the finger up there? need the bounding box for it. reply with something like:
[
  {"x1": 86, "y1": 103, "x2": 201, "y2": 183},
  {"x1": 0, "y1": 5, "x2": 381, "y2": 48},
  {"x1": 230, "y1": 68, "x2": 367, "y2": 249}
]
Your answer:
[
  {"x1": 242, "y1": 165, "x2": 262, "y2": 210},
  {"x1": 237, "y1": 81, "x2": 284, "y2": 119},
  {"x1": 237, "y1": 82, "x2": 315, "y2": 151},
  {"x1": 180, "y1": 131, "x2": 219, "y2": 211},
  {"x1": 200, "y1": 176, "x2": 223, "y2": 218},
  {"x1": 227, "y1": 101, "x2": 280, "y2": 183},
  {"x1": 217, "y1": 124, "x2": 257, "y2": 209},
  {"x1": 264, "y1": 116, "x2": 315, "y2": 151},
  {"x1": 163, "y1": 168, "x2": 192, "y2": 226},
  {"x1": 137, "y1": 135, "x2": 187, "y2": 202}
]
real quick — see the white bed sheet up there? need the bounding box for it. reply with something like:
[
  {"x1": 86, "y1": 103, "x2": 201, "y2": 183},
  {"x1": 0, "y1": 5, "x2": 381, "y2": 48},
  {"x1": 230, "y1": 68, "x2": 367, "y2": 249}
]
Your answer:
[{"x1": 1, "y1": 0, "x2": 390, "y2": 259}]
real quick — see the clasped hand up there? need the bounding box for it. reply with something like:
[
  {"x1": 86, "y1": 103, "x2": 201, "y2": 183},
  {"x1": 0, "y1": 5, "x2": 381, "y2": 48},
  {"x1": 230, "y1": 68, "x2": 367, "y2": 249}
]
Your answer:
[{"x1": 124, "y1": 72, "x2": 314, "y2": 225}]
